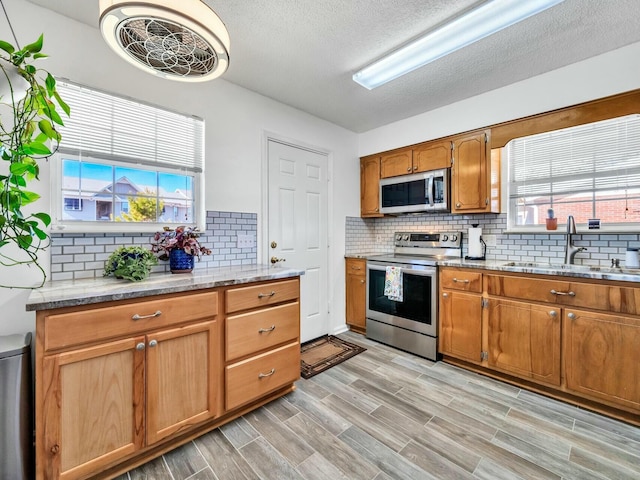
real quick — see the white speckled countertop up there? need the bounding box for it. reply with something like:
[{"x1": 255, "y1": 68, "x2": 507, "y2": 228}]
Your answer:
[
  {"x1": 345, "y1": 254, "x2": 640, "y2": 283},
  {"x1": 26, "y1": 264, "x2": 305, "y2": 311}
]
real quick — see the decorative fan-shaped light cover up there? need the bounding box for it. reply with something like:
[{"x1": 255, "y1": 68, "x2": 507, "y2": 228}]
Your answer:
[{"x1": 99, "y1": 0, "x2": 230, "y2": 82}]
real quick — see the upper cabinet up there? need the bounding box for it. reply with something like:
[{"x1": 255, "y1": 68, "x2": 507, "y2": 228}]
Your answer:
[
  {"x1": 451, "y1": 130, "x2": 500, "y2": 214},
  {"x1": 360, "y1": 155, "x2": 383, "y2": 218},
  {"x1": 380, "y1": 140, "x2": 452, "y2": 178}
]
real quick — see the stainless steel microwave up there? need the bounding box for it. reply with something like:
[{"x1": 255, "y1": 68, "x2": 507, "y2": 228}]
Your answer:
[{"x1": 379, "y1": 169, "x2": 450, "y2": 214}]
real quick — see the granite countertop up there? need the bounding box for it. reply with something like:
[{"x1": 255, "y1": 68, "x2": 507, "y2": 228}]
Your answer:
[
  {"x1": 344, "y1": 252, "x2": 385, "y2": 259},
  {"x1": 440, "y1": 259, "x2": 640, "y2": 283},
  {"x1": 26, "y1": 264, "x2": 305, "y2": 311}
]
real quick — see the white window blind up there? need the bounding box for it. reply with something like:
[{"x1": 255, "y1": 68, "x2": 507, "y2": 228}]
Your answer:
[
  {"x1": 508, "y1": 114, "x2": 640, "y2": 226},
  {"x1": 56, "y1": 80, "x2": 204, "y2": 172}
]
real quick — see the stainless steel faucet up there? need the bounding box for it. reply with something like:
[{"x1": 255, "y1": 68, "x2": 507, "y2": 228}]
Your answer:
[{"x1": 564, "y1": 215, "x2": 587, "y2": 264}]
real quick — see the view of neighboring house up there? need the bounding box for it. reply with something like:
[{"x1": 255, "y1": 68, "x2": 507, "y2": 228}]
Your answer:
[{"x1": 62, "y1": 175, "x2": 193, "y2": 223}]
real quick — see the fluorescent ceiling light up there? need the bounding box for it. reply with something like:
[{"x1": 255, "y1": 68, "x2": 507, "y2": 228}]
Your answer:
[{"x1": 353, "y1": 0, "x2": 565, "y2": 90}]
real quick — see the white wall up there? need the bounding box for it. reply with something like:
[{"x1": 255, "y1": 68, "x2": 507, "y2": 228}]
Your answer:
[
  {"x1": 0, "y1": 0, "x2": 360, "y2": 336},
  {"x1": 359, "y1": 41, "x2": 640, "y2": 156}
]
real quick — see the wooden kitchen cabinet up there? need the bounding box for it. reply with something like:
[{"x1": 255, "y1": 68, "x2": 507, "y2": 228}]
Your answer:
[
  {"x1": 413, "y1": 139, "x2": 452, "y2": 171},
  {"x1": 37, "y1": 292, "x2": 220, "y2": 480},
  {"x1": 345, "y1": 258, "x2": 366, "y2": 333},
  {"x1": 380, "y1": 148, "x2": 413, "y2": 178},
  {"x1": 360, "y1": 155, "x2": 383, "y2": 217},
  {"x1": 224, "y1": 278, "x2": 301, "y2": 411},
  {"x1": 487, "y1": 298, "x2": 561, "y2": 386},
  {"x1": 451, "y1": 130, "x2": 500, "y2": 214},
  {"x1": 439, "y1": 268, "x2": 483, "y2": 364},
  {"x1": 564, "y1": 308, "x2": 640, "y2": 412}
]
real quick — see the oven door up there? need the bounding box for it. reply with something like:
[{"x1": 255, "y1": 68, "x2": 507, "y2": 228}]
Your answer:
[{"x1": 366, "y1": 261, "x2": 437, "y2": 337}]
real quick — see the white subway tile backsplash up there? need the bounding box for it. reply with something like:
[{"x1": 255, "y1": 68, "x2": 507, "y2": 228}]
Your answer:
[{"x1": 50, "y1": 211, "x2": 258, "y2": 280}]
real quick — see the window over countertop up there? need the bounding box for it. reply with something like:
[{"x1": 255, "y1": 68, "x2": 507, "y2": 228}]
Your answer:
[
  {"x1": 506, "y1": 114, "x2": 640, "y2": 232},
  {"x1": 50, "y1": 80, "x2": 205, "y2": 233}
]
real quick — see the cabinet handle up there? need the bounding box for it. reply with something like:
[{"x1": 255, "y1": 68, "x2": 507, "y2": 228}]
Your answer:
[
  {"x1": 456, "y1": 202, "x2": 461, "y2": 208},
  {"x1": 148, "y1": 339, "x2": 158, "y2": 347},
  {"x1": 258, "y1": 325, "x2": 276, "y2": 333},
  {"x1": 452, "y1": 278, "x2": 470, "y2": 283},
  {"x1": 549, "y1": 310, "x2": 557, "y2": 317},
  {"x1": 407, "y1": 167, "x2": 411, "y2": 172},
  {"x1": 413, "y1": 166, "x2": 417, "y2": 171},
  {"x1": 258, "y1": 368, "x2": 276, "y2": 378},
  {"x1": 550, "y1": 289, "x2": 575, "y2": 297},
  {"x1": 568, "y1": 312, "x2": 576, "y2": 320},
  {"x1": 258, "y1": 291, "x2": 276, "y2": 298},
  {"x1": 351, "y1": 265, "x2": 362, "y2": 270},
  {"x1": 442, "y1": 292, "x2": 449, "y2": 298},
  {"x1": 360, "y1": 279, "x2": 365, "y2": 284},
  {"x1": 136, "y1": 342, "x2": 146, "y2": 351},
  {"x1": 132, "y1": 310, "x2": 162, "y2": 321}
]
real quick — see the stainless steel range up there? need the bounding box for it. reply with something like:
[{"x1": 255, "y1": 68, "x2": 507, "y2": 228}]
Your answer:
[{"x1": 366, "y1": 231, "x2": 462, "y2": 361}]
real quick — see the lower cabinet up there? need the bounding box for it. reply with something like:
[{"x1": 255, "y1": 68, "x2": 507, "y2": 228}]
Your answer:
[
  {"x1": 564, "y1": 308, "x2": 640, "y2": 411},
  {"x1": 439, "y1": 290, "x2": 482, "y2": 364},
  {"x1": 345, "y1": 258, "x2": 366, "y2": 333},
  {"x1": 35, "y1": 277, "x2": 301, "y2": 480},
  {"x1": 439, "y1": 266, "x2": 640, "y2": 425},
  {"x1": 488, "y1": 298, "x2": 561, "y2": 386}
]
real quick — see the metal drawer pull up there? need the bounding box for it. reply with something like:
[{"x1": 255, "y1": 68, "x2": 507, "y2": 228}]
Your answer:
[
  {"x1": 550, "y1": 289, "x2": 575, "y2": 296},
  {"x1": 258, "y1": 291, "x2": 276, "y2": 298},
  {"x1": 258, "y1": 368, "x2": 276, "y2": 378},
  {"x1": 452, "y1": 278, "x2": 470, "y2": 283},
  {"x1": 148, "y1": 339, "x2": 158, "y2": 347},
  {"x1": 132, "y1": 310, "x2": 162, "y2": 320},
  {"x1": 258, "y1": 325, "x2": 276, "y2": 333},
  {"x1": 549, "y1": 310, "x2": 557, "y2": 317}
]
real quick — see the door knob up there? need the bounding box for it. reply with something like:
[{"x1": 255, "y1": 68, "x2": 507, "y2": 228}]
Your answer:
[{"x1": 271, "y1": 256, "x2": 286, "y2": 264}]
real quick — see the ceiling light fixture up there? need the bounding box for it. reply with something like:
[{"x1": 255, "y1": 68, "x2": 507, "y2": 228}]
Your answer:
[
  {"x1": 99, "y1": 0, "x2": 230, "y2": 82},
  {"x1": 353, "y1": 0, "x2": 565, "y2": 90}
]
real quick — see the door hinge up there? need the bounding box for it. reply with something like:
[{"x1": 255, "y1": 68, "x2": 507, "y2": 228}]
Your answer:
[
  {"x1": 481, "y1": 298, "x2": 489, "y2": 308},
  {"x1": 484, "y1": 133, "x2": 488, "y2": 143},
  {"x1": 480, "y1": 351, "x2": 488, "y2": 361}
]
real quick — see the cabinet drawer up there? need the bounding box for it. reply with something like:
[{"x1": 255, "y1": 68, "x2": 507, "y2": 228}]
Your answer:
[
  {"x1": 440, "y1": 269, "x2": 482, "y2": 292},
  {"x1": 226, "y1": 302, "x2": 300, "y2": 361},
  {"x1": 225, "y1": 279, "x2": 299, "y2": 313},
  {"x1": 346, "y1": 258, "x2": 366, "y2": 277},
  {"x1": 44, "y1": 291, "x2": 218, "y2": 351},
  {"x1": 486, "y1": 274, "x2": 640, "y2": 313},
  {"x1": 225, "y1": 341, "x2": 300, "y2": 410}
]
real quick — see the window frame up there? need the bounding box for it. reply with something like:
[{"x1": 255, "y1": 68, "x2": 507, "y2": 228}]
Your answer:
[{"x1": 504, "y1": 114, "x2": 640, "y2": 233}]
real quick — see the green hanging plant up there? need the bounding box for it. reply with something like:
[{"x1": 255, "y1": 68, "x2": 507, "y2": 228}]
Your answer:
[{"x1": 0, "y1": 34, "x2": 70, "y2": 288}]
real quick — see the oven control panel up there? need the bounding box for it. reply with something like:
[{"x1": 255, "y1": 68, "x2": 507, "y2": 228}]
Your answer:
[{"x1": 394, "y1": 231, "x2": 462, "y2": 249}]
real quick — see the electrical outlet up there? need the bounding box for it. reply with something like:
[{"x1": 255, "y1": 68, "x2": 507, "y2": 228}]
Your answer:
[
  {"x1": 237, "y1": 234, "x2": 255, "y2": 248},
  {"x1": 483, "y1": 234, "x2": 497, "y2": 247}
]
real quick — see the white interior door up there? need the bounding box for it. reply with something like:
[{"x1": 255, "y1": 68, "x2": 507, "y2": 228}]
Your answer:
[{"x1": 267, "y1": 139, "x2": 328, "y2": 343}]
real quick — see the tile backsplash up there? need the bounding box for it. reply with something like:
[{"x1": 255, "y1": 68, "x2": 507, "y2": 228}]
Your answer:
[
  {"x1": 346, "y1": 213, "x2": 639, "y2": 267},
  {"x1": 50, "y1": 211, "x2": 258, "y2": 281}
]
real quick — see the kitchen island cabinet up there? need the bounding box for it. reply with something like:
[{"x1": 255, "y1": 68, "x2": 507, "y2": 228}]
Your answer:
[
  {"x1": 439, "y1": 265, "x2": 640, "y2": 426},
  {"x1": 28, "y1": 267, "x2": 303, "y2": 480}
]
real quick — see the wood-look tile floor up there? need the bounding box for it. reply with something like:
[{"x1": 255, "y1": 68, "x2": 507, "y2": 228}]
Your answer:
[{"x1": 120, "y1": 332, "x2": 640, "y2": 480}]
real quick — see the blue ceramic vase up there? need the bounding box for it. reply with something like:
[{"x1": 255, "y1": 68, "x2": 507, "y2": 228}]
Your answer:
[{"x1": 169, "y1": 249, "x2": 194, "y2": 273}]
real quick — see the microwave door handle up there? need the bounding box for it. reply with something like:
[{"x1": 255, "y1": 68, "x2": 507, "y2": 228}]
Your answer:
[{"x1": 427, "y1": 175, "x2": 434, "y2": 206}]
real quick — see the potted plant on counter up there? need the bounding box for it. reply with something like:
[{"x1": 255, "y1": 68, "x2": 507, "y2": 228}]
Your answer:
[
  {"x1": 103, "y1": 245, "x2": 158, "y2": 282},
  {"x1": 151, "y1": 226, "x2": 211, "y2": 273}
]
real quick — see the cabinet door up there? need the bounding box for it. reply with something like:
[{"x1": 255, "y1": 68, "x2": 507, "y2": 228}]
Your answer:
[
  {"x1": 488, "y1": 299, "x2": 561, "y2": 386},
  {"x1": 346, "y1": 259, "x2": 366, "y2": 333},
  {"x1": 564, "y1": 309, "x2": 640, "y2": 411},
  {"x1": 360, "y1": 156, "x2": 382, "y2": 217},
  {"x1": 439, "y1": 290, "x2": 482, "y2": 363},
  {"x1": 452, "y1": 132, "x2": 489, "y2": 213},
  {"x1": 413, "y1": 140, "x2": 451, "y2": 172},
  {"x1": 41, "y1": 338, "x2": 145, "y2": 480},
  {"x1": 146, "y1": 321, "x2": 219, "y2": 444},
  {"x1": 380, "y1": 149, "x2": 413, "y2": 178}
]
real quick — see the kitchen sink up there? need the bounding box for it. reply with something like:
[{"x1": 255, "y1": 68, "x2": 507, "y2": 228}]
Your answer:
[{"x1": 500, "y1": 261, "x2": 639, "y2": 274}]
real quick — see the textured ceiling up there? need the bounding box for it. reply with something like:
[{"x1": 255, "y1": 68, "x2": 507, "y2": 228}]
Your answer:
[{"x1": 25, "y1": 0, "x2": 640, "y2": 133}]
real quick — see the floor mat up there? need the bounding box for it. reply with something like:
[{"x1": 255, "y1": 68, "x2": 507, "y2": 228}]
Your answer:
[{"x1": 300, "y1": 335, "x2": 366, "y2": 379}]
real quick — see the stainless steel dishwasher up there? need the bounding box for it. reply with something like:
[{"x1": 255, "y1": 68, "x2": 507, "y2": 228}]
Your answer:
[{"x1": 0, "y1": 332, "x2": 33, "y2": 480}]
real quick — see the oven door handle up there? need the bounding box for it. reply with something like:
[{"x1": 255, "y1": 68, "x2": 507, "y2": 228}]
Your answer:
[{"x1": 366, "y1": 263, "x2": 437, "y2": 276}]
